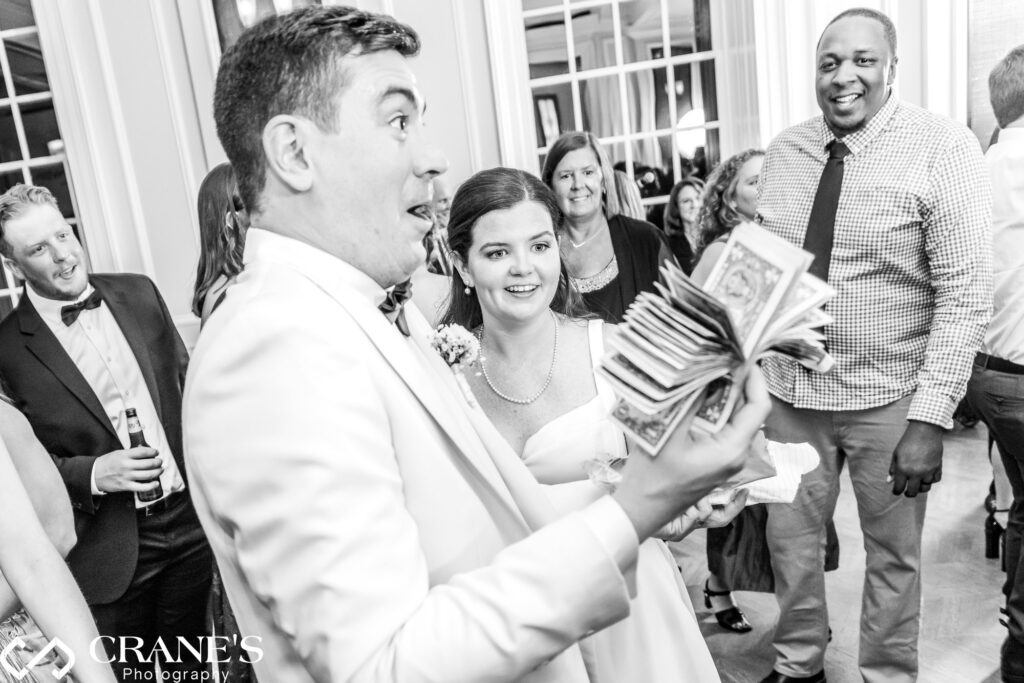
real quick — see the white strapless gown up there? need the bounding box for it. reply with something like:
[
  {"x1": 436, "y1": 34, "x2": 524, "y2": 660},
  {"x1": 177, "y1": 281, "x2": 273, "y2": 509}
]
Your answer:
[{"x1": 520, "y1": 319, "x2": 721, "y2": 683}]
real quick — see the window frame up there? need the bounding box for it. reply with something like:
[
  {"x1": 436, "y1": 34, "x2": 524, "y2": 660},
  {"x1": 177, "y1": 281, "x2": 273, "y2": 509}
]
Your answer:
[{"x1": 485, "y1": 0, "x2": 730, "y2": 215}]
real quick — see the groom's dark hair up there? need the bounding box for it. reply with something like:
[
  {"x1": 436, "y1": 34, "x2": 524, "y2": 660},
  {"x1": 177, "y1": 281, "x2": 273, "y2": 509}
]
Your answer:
[{"x1": 214, "y1": 5, "x2": 419, "y2": 214}]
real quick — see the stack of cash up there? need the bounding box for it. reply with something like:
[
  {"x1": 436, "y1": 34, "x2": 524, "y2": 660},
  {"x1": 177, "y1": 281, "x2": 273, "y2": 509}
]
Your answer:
[{"x1": 600, "y1": 222, "x2": 835, "y2": 455}]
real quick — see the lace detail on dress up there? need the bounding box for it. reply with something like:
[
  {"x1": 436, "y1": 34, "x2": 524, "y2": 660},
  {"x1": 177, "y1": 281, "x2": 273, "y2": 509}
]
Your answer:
[{"x1": 572, "y1": 255, "x2": 619, "y2": 293}]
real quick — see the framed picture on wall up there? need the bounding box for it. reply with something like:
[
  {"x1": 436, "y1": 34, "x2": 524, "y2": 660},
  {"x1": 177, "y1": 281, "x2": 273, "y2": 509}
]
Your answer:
[{"x1": 535, "y1": 95, "x2": 561, "y2": 148}]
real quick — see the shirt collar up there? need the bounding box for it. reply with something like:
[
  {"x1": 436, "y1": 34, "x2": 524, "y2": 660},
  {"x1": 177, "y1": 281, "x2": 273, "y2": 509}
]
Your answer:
[
  {"x1": 994, "y1": 127, "x2": 1024, "y2": 145},
  {"x1": 26, "y1": 282, "x2": 96, "y2": 327},
  {"x1": 243, "y1": 228, "x2": 390, "y2": 309},
  {"x1": 818, "y1": 91, "x2": 900, "y2": 156}
]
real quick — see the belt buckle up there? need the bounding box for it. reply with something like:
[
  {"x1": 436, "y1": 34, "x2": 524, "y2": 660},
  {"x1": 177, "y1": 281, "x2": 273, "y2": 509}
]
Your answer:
[{"x1": 139, "y1": 496, "x2": 167, "y2": 517}]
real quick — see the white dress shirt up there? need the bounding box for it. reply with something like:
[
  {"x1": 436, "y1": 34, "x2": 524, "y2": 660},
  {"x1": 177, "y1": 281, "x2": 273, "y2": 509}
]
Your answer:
[
  {"x1": 982, "y1": 126, "x2": 1024, "y2": 364},
  {"x1": 27, "y1": 284, "x2": 185, "y2": 506}
]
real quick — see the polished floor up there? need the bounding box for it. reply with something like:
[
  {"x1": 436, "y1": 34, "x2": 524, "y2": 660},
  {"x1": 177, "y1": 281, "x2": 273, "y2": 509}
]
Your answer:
[{"x1": 676, "y1": 422, "x2": 1005, "y2": 683}]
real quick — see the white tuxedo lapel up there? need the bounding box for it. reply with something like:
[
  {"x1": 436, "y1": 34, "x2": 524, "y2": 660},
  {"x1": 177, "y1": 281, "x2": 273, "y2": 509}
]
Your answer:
[
  {"x1": 404, "y1": 309, "x2": 564, "y2": 533},
  {"x1": 459, "y1": 399, "x2": 564, "y2": 531},
  {"x1": 331, "y1": 290, "x2": 528, "y2": 529}
]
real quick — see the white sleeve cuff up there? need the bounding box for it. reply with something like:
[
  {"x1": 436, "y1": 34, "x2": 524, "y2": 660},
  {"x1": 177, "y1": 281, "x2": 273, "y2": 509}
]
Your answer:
[
  {"x1": 579, "y1": 495, "x2": 639, "y2": 586},
  {"x1": 90, "y1": 462, "x2": 106, "y2": 496}
]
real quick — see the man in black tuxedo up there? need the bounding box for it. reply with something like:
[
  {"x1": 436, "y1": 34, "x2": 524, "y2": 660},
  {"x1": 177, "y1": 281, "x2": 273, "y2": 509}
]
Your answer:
[{"x1": 0, "y1": 184, "x2": 211, "y2": 682}]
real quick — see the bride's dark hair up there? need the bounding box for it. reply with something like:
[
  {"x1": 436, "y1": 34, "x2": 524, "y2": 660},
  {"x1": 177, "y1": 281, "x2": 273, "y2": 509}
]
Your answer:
[{"x1": 439, "y1": 167, "x2": 589, "y2": 330}]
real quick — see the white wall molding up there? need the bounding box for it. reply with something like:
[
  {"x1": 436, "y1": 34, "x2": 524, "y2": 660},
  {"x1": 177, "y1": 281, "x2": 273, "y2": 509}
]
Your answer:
[
  {"x1": 87, "y1": 0, "x2": 157, "y2": 278},
  {"x1": 483, "y1": 0, "x2": 536, "y2": 172},
  {"x1": 175, "y1": 0, "x2": 225, "y2": 169},
  {"x1": 174, "y1": 314, "x2": 201, "y2": 351},
  {"x1": 451, "y1": 0, "x2": 484, "y2": 171},
  {"x1": 151, "y1": 0, "x2": 206, "y2": 251},
  {"x1": 33, "y1": 0, "x2": 145, "y2": 275},
  {"x1": 710, "y1": 0, "x2": 760, "y2": 153},
  {"x1": 922, "y1": 0, "x2": 969, "y2": 123}
]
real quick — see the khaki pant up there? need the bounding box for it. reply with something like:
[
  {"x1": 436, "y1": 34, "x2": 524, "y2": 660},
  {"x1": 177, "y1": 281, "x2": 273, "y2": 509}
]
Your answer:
[{"x1": 763, "y1": 395, "x2": 927, "y2": 682}]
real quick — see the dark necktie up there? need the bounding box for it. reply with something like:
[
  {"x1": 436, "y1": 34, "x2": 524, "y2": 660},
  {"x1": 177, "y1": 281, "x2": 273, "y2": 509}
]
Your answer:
[
  {"x1": 379, "y1": 279, "x2": 413, "y2": 336},
  {"x1": 60, "y1": 290, "x2": 103, "y2": 326},
  {"x1": 802, "y1": 140, "x2": 850, "y2": 282}
]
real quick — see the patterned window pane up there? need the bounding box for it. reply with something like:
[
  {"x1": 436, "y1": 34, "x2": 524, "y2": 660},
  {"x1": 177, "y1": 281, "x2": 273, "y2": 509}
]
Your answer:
[
  {"x1": 32, "y1": 163, "x2": 75, "y2": 220},
  {"x1": 525, "y1": 0, "x2": 720, "y2": 189},
  {"x1": 523, "y1": 0, "x2": 561, "y2": 11},
  {"x1": 20, "y1": 100, "x2": 58, "y2": 158},
  {"x1": 0, "y1": 106, "x2": 21, "y2": 163},
  {"x1": 0, "y1": 0, "x2": 36, "y2": 32},
  {"x1": 526, "y1": 11, "x2": 571, "y2": 78},
  {"x1": 5, "y1": 34, "x2": 48, "y2": 96}
]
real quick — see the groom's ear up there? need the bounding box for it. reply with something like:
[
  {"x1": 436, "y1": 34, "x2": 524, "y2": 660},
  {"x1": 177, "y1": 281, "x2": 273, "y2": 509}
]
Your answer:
[{"x1": 263, "y1": 115, "x2": 313, "y2": 193}]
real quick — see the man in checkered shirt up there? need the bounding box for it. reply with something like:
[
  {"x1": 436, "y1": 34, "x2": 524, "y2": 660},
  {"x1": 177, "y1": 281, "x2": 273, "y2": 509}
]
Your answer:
[{"x1": 755, "y1": 8, "x2": 992, "y2": 683}]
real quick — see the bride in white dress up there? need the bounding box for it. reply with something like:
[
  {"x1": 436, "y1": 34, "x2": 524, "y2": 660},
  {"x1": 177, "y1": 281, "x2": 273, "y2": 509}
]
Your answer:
[{"x1": 440, "y1": 167, "x2": 745, "y2": 682}]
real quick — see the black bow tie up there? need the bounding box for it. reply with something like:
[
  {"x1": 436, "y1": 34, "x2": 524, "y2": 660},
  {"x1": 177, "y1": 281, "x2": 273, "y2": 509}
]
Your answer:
[
  {"x1": 379, "y1": 280, "x2": 413, "y2": 336},
  {"x1": 60, "y1": 290, "x2": 103, "y2": 326}
]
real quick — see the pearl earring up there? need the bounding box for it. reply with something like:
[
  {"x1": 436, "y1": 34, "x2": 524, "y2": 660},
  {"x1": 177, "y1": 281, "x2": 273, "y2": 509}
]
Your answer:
[{"x1": 464, "y1": 286, "x2": 472, "y2": 296}]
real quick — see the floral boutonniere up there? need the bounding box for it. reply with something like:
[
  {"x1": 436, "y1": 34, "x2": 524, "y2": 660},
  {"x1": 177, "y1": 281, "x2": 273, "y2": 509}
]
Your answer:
[
  {"x1": 429, "y1": 324, "x2": 481, "y2": 409},
  {"x1": 429, "y1": 324, "x2": 480, "y2": 369}
]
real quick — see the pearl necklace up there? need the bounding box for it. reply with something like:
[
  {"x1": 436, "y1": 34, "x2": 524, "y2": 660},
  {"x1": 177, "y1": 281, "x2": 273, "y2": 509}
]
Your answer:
[{"x1": 477, "y1": 310, "x2": 559, "y2": 405}]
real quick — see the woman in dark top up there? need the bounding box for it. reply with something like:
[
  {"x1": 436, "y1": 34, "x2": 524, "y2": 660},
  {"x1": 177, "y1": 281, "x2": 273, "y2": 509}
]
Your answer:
[
  {"x1": 541, "y1": 131, "x2": 676, "y2": 323},
  {"x1": 190, "y1": 163, "x2": 256, "y2": 682},
  {"x1": 691, "y1": 148, "x2": 764, "y2": 283},
  {"x1": 690, "y1": 149, "x2": 765, "y2": 634},
  {"x1": 662, "y1": 177, "x2": 705, "y2": 275},
  {"x1": 192, "y1": 162, "x2": 249, "y2": 325},
  {"x1": 693, "y1": 148, "x2": 839, "y2": 636}
]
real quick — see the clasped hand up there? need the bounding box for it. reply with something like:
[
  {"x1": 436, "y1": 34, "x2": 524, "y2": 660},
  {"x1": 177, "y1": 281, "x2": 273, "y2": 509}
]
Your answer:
[
  {"x1": 684, "y1": 488, "x2": 749, "y2": 531},
  {"x1": 94, "y1": 447, "x2": 163, "y2": 494}
]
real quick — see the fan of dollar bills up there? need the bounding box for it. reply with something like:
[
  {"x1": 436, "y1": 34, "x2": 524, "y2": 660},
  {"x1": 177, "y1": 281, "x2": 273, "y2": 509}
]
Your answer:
[{"x1": 599, "y1": 222, "x2": 836, "y2": 455}]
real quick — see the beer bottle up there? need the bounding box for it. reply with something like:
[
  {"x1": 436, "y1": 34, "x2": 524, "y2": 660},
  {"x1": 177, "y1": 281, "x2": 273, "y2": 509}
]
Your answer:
[{"x1": 126, "y1": 408, "x2": 163, "y2": 503}]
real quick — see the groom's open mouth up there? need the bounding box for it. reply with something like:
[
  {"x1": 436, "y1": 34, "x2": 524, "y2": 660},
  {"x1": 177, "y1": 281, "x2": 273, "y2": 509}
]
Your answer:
[{"x1": 407, "y1": 203, "x2": 433, "y2": 229}]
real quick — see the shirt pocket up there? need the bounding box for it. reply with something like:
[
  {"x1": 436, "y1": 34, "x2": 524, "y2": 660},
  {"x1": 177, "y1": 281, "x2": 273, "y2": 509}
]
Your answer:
[{"x1": 840, "y1": 183, "x2": 925, "y2": 267}]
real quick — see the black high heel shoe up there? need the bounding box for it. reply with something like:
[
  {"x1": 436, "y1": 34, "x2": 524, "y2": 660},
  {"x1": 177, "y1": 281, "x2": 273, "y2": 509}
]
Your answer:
[{"x1": 703, "y1": 580, "x2": 753, "y2": 633}]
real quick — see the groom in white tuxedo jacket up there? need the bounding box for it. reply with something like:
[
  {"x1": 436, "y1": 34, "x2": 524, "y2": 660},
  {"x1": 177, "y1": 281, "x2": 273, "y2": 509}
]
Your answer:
[{"x1": 184, "y1": 6, "x2": 769, "y2": 682}]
